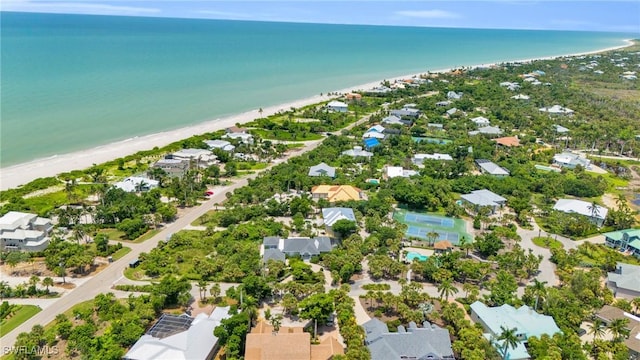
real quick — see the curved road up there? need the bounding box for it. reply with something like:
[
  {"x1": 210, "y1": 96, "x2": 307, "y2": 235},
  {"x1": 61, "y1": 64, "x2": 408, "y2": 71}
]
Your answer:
[{"x1": 1, "y1": 115, "x2": 373, "y2": 349}]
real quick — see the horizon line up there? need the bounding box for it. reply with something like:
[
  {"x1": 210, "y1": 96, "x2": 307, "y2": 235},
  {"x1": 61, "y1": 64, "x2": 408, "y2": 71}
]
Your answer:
[{"x1": 2, "y1": 10, "x2": 639, "y2": 34}]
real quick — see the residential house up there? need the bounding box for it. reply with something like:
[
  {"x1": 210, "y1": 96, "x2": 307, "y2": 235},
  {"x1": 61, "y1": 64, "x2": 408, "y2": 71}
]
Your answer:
[
  {"x1": 170, "y1": 149, "x2": 218, "y2": 168},
  {"x1": 222, "y1": 132, "x2": 253, "y2": 144},
  {"x1": 607, "y1": 263, "x2": 640, "y2": 299},
  {"x1": 326, "y1": 100, "x2": 349, "y2": 113},
  {"x1": 539, "y1": 105, "x2": 574, "y2": 115},
  {"x1": 345, "y1": 93, "x2": 362, "y2": 102},
  {"x1": 0, "y1": 211, "x2": 52, "y2": 252},
  {"x1": 225, "y1": 126, "x2": 247, "y2": 134},
  {"x1": 428, "y1": 123, "x2": 444, "y2": 131},
  {"x1": 494, "y1": 136, "x2": 521, "y2": 147},
  {"x1": 460, "y1": 189, "x2": 507, "y2": 214},
  {"x1": 595, "y1": 305, "x2": 640, "y2": 359},
  {"x1": 511, "y1": 94, "x2": 530, "y2": 100},
  {"x1": 475, "y1": 159, "x2": 510, "y2": 177},
  {"x1": 362, "y1": 130, "x2": 385, "y2": 139},
  {"x1": 245, "y1": 320, "x2": 343, "y2": 360},
  {"x1": 445, "y1": 108, "x2": 458, "y2": 117},
  {"x1": 553, "y1": 199, "x2": 608, "y2": 227},
  {"x1": 435, "y1": 100, "x2": 452, "y2": 107},
  {"x1": 362, "y1": 318, "x2": 455, "y2": 360},
  {"x1": 123, "y1": 307, "x2": 231, "y2": 360},
  {"x1": 471, "y1": 116, "x2": 491, "y2": 126},
  {"x1": 413, "y1": 153, "x2": 453, "y2": 165},
  {"x1": 447, "y1": 91, "x2": 463, "y2": 100},
  {"x1": 366, "y1": 86, "x2": 392, "y2": 95},
  {"x1": 553, "y1": 124, "x2": 570, "y2": 134},
  {"x1": 381, "y1": 115, "x2": 405, "y2": 126},
  {"x1": 322, "y1": 207, "x2": 356, "y2": 237},
  {"x1": 389, "y1": 107, "x2": 421, "y2": 119},
  {"x1": 384, "y1": 166, "x2": 419, "y2": 179},
  {"x1": 552, "y1": 152, "x2": 590, "y2": 169},
  {"x1": 114, "y1": 176, "x2": 159, "y2": 193},
  {"x1": 341, "y1": 146, "x2": 373, "y2": 159},
  {"x1": 468, "y1": 126, "x2": 503, "y2": 136},
  {"x1": 261, "y1": 236, "x2": 334, "y2": 261},
  {"x1": 152, "y1": 158, "x2": 190, "y2": 178},
  {"x1": 500, "y1": 81, "x2": 521, "y2": 91},
  {"x1": 204, "y1": 139, "x2": 235, "y2": 152},
  {"x1": 363, "y1": 137, "x2": 381, "y2": 150},
  {"x1": 311, "y1": 185, "x2": 365, "y2": 202},
  {"x1": 308, "y1": 163, "x2": 336, "y2": 178},
  {"x1": 604, "y1": 228, "x2": 640, "y2": 257},
  {"x1": 470, "y1": 301, "x2": 561, "y2": 360}
]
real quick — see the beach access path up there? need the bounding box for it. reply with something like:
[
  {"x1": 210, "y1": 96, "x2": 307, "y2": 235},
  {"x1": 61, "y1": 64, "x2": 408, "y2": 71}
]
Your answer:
[{"x1": 0, "y1": 114, "x2": 371, "y2": 350}]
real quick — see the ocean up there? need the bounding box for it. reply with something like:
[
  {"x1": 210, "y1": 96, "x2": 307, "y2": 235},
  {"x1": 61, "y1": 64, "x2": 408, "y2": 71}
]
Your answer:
[{"x1": 0, "y1": 12, "x2": 634, "y2": 167}]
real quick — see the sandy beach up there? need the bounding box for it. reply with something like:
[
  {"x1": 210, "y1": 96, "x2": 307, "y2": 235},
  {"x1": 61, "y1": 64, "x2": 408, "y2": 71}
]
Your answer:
[{"x1": 0, "y1": 39, "x2": 633, "y2": 191}]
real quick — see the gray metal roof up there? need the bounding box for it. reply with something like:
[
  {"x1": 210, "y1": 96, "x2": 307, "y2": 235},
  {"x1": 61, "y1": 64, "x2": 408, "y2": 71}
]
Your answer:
[
  {"x1": 608, "y1": 263, "x2": 640, "y2": 292},
  {"x1": 280, "y1": 236, "x2": 333, "y2": 256},
  {"x1": 322, "y1": 207, "x2": 356, "y2": 227},
  {"x1": 308, "y1": 162, "x2": 336, "y2": 178},
  {"x1": 263, "y1": 248, "x2": 286, "y2": 263},
  {"x1": 363, "y1": 318, "x2": 455, "y2": 360}
]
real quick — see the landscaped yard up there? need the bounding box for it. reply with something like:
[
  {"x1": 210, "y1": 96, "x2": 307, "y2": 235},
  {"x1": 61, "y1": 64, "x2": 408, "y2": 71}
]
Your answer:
[
  {"x1": 532, "y1": 236, "x2": 564, "y2": 250},
  {"x1": 0, "y1": 304, "x2": 41, "y2": 337}
]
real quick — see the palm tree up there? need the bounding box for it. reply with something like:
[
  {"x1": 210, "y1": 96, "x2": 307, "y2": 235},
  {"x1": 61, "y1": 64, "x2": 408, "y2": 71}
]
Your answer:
[
  {"x1": 42, "y1": 277, "x2": 54, "y2": 292},
  {"x1": 632, "y1": 297, "x2": 640, "y2": 315},
  {"x1": 426, "y1": 231, "x2": 439, "y2": 247},
  {"x1": 497, "y1": 326, "x2": 519, "y2": 360},
  {"x1": 197, "y1": 279, "x2": 209, "y2": 301},
  {"x1": 531, "y1": 279, "x2": 547, "y2": 311},
  {"x1": 608, "y1": 318, "x2": 630, "y2": 342},
  {"x1": 437, "y1": 279, "x2": 459, "y2": 301},
  {"x1": 209, "y1": 283, "x2": 221, "y2": 300},
  {"x1": 588, "y1": 318, "x2": 606, "y2": 344},
  {"x1": 588, "y1": 200, "x2": 601, "y2": 221}
]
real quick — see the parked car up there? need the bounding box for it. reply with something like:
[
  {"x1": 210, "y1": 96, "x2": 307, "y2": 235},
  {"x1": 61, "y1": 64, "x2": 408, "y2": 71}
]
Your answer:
[{"x1": 205, "y1": 190, "x2": 214, "y2": 196}]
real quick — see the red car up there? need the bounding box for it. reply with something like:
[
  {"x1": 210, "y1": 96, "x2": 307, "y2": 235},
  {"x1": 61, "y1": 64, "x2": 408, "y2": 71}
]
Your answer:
[{"x1": 205, "y1": 190, "x2": 214, "y2": 196}]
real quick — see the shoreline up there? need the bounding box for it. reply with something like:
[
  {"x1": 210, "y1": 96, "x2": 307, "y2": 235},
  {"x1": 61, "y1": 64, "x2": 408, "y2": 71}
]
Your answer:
[{"x1": 0, "y1": 39, "x2": 634, "y2": 191}]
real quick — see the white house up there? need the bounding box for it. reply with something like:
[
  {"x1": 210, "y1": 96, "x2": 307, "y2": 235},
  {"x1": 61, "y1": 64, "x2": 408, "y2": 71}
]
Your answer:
[
  {"x1": 511, "y1": 94, "x2": 530, "y2": 100},
  {"x1": 204, "y1": 139, "x2": 235, "y2": 152},
  {"x1": 553, "y1": 199, "x2": 608, "y2": 227},
  {"x1": 412, "y1": 153, "x2": 453, "y2": 165},
  {"x1": 469, "y1": 126, "x2": 503, "y2": 136},
  {"x1": 539, "y1": 105, "x2": 574, "y2": 115},
  {"x1": 447, "y1": 91, "x2": 463, "y2": 100},
  {"x1": 308, "y1": 163, "x2": 336, "y2": 178},
  {"x1": 0, "y1": 211, "x2": 52, "y2": 252},
  {"x1": 475, "y1": 159, "x2": 510, "y2": 177},
  {"x1": 327, "y1": 100, "x2": 349, "y2": 113},
  {"x1": 342, "y1": 146, "x2": 373, "y2": 158},
  {"x1": 384, "y1": 166, "x2": 419, "y2": 179},
  {"x1": 471, "y1": 116, "x2": 491, "y2": 126},
  {"x1": 124, "y1": 307, "x2": 231, "y2": 360},
  {"x1": 114, "y1": 176, "x2": 159, "y2": 193},
  {"x1": 171, "y1": 148, "x2": 218, "y2": 168},
  {"x1": 553, "y1": 152, "x2": 590, "y2": 169},
  {"x1": 221, "y1": 132, "x2": 253, "y2": 144},
  {"x1": 460, "y1": 189, "x2": 507, "y2": 214}
]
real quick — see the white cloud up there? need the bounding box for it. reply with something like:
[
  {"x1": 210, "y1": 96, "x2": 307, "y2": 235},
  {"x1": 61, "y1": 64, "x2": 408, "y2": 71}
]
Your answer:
[
  {"x1": 196, "y1": 10, "x2": 254, "y2": 19},
  {"x1": 395, "y1": 10, "x2": 461, "y2": 19},
  {"x1": 2, "y1": 0, "x2": 160, "y2": 16}
]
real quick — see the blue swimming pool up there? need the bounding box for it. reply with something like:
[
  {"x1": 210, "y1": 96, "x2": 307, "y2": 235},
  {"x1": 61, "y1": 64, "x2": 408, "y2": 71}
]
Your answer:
[{"x1": 406, "y1": 251, "x2": 428, "y2": 262}]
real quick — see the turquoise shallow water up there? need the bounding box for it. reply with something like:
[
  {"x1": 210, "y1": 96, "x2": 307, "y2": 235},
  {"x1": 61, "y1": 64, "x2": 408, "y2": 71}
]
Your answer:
[{"x1": 0, "y1": 12, "x2": 634, "y2": 167}]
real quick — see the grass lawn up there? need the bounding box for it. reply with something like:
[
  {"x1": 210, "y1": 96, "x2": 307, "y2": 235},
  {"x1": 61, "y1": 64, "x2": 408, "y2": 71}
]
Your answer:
[
  {"x1": 0, "y1": 305, "x2": 41, "y2": 337},
  {"x1": 532, "y1": 236, "x2": 564, "y2": 250},
  {"x1": 132, "y1": 229, "x2": 160, "y2": 243},
  {"x1": 99, "y1": 228, "x2": 127, "y2": 241},
  {"x1": 124, "y1": 267, "x2": 148, "y2": 281},
  {"x1": 111, "y1": 246, "x2": 132, "y2": 261}
]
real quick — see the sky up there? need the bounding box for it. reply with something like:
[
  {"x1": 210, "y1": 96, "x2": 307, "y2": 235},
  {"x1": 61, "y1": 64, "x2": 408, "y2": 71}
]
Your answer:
[{"x1": 2, "y1": 0, "x2": 640, "y2": 33}]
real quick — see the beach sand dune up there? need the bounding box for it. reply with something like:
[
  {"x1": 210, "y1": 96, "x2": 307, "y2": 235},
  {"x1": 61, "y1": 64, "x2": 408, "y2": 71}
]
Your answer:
[{"x1": 0, "y1": 40, "x2": 632, "y2": 191}]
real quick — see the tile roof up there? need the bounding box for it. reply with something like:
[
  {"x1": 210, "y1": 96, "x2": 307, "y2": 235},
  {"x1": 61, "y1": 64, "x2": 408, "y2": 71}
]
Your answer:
[
  {"x1": 311, "y1": 185, "x2": 364, "y2": 202},
  {"x1": 494, "y1": 136, "x2": 521, "y2": 147}
]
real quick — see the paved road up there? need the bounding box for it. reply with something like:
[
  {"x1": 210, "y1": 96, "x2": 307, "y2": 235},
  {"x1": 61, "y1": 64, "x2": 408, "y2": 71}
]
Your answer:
[{"x1": 1, "y1": 115, "x2": 373, "y2": 349}]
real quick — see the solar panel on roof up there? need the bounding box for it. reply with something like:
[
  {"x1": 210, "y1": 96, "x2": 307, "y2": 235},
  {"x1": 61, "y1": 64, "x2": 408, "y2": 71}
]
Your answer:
[{"x1": 146, "y1": 313, "x2": 193, "y2": 339}]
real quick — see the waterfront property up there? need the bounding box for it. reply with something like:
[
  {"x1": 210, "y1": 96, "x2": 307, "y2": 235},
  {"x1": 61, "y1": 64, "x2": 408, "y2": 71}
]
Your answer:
[
  {"x1": 475, "y1": 159, "x2": 510, "y2": 177},
  {"x1": 123, "y1": 306, "x2": 231, "y2": 360},
  {"x1": 0, "y1": 211, "x2": 52, "y2": 252},
  {"x1": 552, "y1": 151, "x2": 591, "y2": 169},
  {"x1": 607, "y1": 262, "x2": 640, "y2": 299},
  {"x1": 470, "y1": 301, "x2": 562, "y2": 360},
  {"x1": 595, "y1": 305, "x2": 640, "y2": 359},
  {"x1": 460, "y1": 189, "x2": 507, "y2": 214},
  {"x1": 308, "y1": 162, "x2": 336, "y2": 178},
  {"x1": 311, "y1": 185, "x2": 365, "y2": 202},
  {"x1": 552, "y1": 199, "x2": 608, "y2": 227},
  {"x1": 204, "y1": 139, "x2": 235, "y2": 152},
  {"x1": 362, "y1": 318, "x2": 455, "y2": 360},
  {"x1": 261, "y1": 236, "x2": 334, "y2": 262},
  {"x1": 604, "y1": 228, "x2": 640, "y2": 257},
  {"x1": 170, "y1": 148, "x2": 218, "y2": 168},
  {"x1": 321, "y1": 207, "x2": 356, "y2": 237},
  {"x1": 326, "y1": 100, "x2": 349, "y2": 113},
  {"x1": 245, "y1": 320, "x2": 343, "y2": 360}
]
